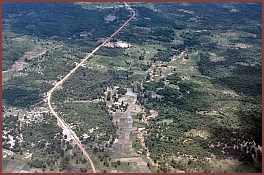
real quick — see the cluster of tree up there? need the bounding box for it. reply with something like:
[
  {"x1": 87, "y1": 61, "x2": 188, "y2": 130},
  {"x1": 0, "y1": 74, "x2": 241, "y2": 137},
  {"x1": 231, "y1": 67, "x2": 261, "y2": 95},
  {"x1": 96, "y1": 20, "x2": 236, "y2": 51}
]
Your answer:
[
  {"x1": 131, "y1": 6, "x2": 176, "y2": 28},
  {"x1": 170, "y1": 44, "x2": 186, "y2": 53},
  {"x1": 55, "y1": 102, "x2": 117, "y2": 144},
  {"x1": 151, "y1": 49, "x2": 176, "y2": 62},
  {"x1": 2, "y1": 32, "x2": 34, "y2": 70},
  {"x1": 150, "y1": 27, "x2": 174, "y2": 42},
  {"x1": 197, "y1": 52, "x2": 211, "y2": 75},
  {"x1": 117, "y1": 87, "x2": 127, "y2": 95},
  {"x1": 3, "y1": 68, "x2": 54, "y2": 107},
  {"x1": 197, "y1": 44, "x2": 261, "y2": 149},
  {"x1": 183, "y1": 35, "x2": 201, "y2": 48},
  {"x1": 21, "y1": 114, "x2": 63, "y2": 150},
  {"x1": 155, "y1": 2, "x2": 260, "y2": 34},
  {"x1": 52, "y1": 68, "x2": 133, "y2": 103},
  {"x1": 21, "y1": 113, "x2": 107, "y2": 172},
  {"x1": 143, "y1": 80, "x2": 164, "y2": 92},
  {"x1": 2, "y1": 115, "x2": 22, "y2": 152},
  {"x1": 96, "y1": 47, "x2": 125, "y2": 57},
  {"x1": 97, "y1": 153, "x2": 121, "y2": 168},
  {"x1": 139, "y1": 63, "x2": 151, "y2": 71},
  {"x1": 139, "y1": 100, "x2": 218, "y2": 172},
  {"x1": 166, "y1": 73, "x2": 181, "y2": 85},
  {"x1": 2, "y1": 87, "x2": 41, "y2": 108},
  {"x1": 2, "y1": 3, "x2": 127, "y2": 40},
  {"x1": 15, "y1": 114, "x2": 70, "y2": 171},
  {"x1": 156, "y1": 87, "x2": 180, "y2": 101},
  {"x1": 108, "y1": 69, "x2": 132, "y2": 82},
  {"x1": 140, "y1": 76, "x2": 261, "y2": 172}
]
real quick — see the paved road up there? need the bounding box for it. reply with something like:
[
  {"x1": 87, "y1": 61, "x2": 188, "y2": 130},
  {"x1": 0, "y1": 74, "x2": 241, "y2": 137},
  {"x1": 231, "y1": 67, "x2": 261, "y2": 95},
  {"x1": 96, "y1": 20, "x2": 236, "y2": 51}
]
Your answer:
[{"x1": 47, "y1": 2, "x2": 135, "y2": 173}]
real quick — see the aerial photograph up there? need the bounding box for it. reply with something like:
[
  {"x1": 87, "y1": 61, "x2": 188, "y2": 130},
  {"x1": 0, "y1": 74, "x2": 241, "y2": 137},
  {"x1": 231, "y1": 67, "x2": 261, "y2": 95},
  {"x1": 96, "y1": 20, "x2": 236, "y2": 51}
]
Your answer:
[{"x1": 2, "y1": 2, "x2": 262, "y2": 173}]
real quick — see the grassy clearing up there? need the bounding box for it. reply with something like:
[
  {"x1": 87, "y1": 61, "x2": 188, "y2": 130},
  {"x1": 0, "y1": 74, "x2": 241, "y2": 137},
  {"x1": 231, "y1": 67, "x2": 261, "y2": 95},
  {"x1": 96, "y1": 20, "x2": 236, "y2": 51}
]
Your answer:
[
  {"x1": 2, "y1": 158, "x2": 10, "y2": 171},
  {"x1": 130, "y1": 134, "x2": 142, "y2": 151},
  {"x1": 132, "y1": 121, "x2": 146, "y2": 128},
  {"x1": 157, "y1": 119, "x2": 173, "y2": 125},
  {"x1": 90, "y1": 55, "x2": 127, "y2": 69},
  {"x1": 184, "y1": 129, "x2": 211, "y2": 140},
  {"x1": 168, "y1": 53, "x2": 201, "y2": 79},
  {"x1": 209, "y1": 159, "x2": 234, "y2": 173}
]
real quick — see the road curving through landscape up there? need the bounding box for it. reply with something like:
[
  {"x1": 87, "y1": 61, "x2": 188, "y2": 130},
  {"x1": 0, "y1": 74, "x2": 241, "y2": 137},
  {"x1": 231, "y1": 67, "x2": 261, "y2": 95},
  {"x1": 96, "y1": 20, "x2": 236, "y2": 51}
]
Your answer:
[{"x1": 47, "y1": 2, "x2": 135, "y2": 173}]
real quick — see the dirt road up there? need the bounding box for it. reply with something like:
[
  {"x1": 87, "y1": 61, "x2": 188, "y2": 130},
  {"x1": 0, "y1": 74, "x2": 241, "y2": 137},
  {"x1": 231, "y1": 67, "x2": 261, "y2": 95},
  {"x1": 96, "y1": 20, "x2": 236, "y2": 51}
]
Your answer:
[{"x1": 47, "y1": 2, "x2": 135, "y2": 173}]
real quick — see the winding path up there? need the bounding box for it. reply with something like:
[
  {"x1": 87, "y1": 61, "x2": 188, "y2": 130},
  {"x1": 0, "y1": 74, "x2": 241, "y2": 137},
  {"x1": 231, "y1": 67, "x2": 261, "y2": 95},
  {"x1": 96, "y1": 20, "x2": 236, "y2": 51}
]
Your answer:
[{"x1": 47, "y1": 2, "x2": 135, "y2": 173}]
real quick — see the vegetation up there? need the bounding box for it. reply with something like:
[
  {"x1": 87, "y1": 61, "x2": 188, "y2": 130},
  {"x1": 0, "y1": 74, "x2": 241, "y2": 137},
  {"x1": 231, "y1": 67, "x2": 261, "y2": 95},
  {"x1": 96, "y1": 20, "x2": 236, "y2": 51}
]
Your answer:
[
  {"x1": 55, "y1": 102, "x2": 117, "y2": 143},
  {"x1": 2, "y1": 3, "x2": 129, "y2": 39},
  {"x1": 2, "y1": 88, "x2": 42, "y2": 108},
  {"x1": 2, "y1": 31, "x2": 34, "y2": 70},
  {"x1": 2, "y1": 2, "x2": 261, "y2": 173}
]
